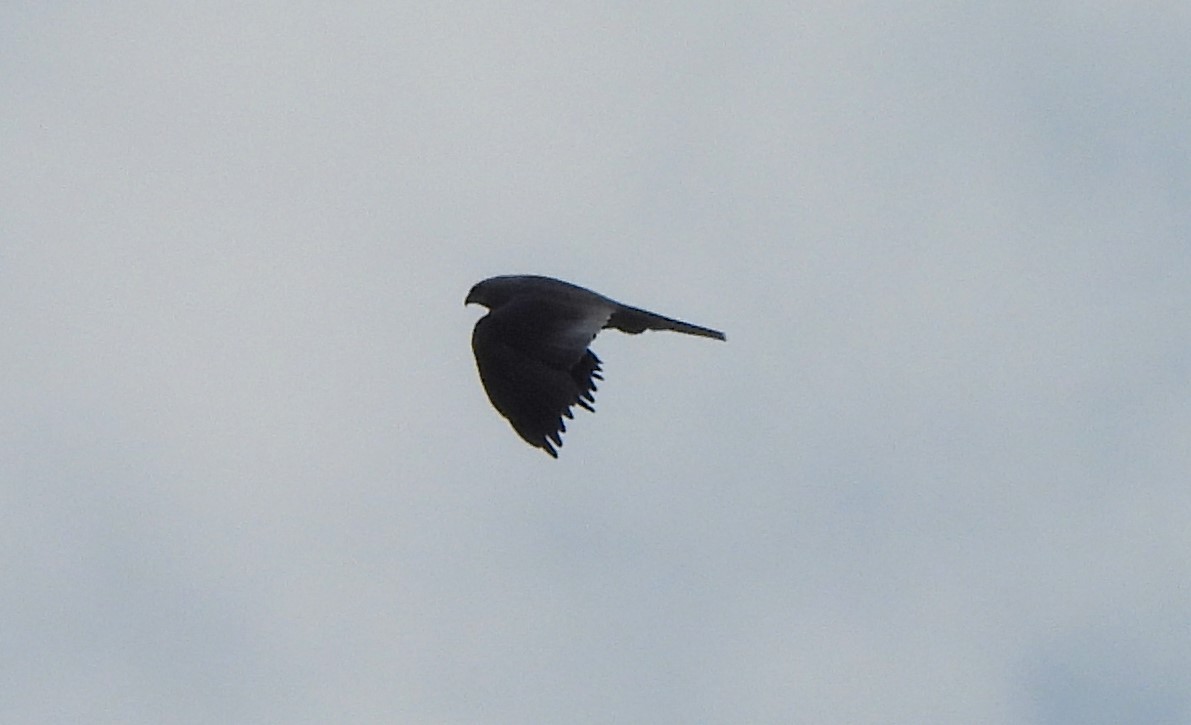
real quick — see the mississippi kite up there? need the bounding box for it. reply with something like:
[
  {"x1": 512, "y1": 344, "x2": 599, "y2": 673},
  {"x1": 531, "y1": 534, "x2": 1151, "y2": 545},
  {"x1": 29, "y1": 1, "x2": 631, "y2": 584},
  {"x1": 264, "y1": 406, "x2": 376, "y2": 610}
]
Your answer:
[{"x1": 466, "y1": 275, "x2": 725, "y2": 457}]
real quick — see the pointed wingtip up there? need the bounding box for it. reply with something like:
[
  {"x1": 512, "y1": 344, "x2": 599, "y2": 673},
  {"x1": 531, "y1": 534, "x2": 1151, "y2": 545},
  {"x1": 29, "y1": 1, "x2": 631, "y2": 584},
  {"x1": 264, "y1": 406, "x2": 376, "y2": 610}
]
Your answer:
[{"x1": 693, "y1": 327, "x2": 726, "y2": 341}]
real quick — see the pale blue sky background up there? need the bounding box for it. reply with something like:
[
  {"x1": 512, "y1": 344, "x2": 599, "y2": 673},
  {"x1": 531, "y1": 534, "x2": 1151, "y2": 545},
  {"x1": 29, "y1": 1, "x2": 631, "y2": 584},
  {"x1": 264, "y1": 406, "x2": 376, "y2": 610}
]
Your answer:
[{"x1": 4, "y1": 3, "x2": 1190, "y2": 723}]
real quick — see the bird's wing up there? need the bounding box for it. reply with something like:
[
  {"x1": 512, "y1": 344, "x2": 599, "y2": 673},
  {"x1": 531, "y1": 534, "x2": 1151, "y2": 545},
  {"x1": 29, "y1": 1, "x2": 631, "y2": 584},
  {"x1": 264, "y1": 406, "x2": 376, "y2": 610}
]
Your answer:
[
  {"x1": 471, "y1": 296, "x2": 611, "y2": 457},
  {"x1": 606, "y1": 304, "x2": 726, "y2": 341}
]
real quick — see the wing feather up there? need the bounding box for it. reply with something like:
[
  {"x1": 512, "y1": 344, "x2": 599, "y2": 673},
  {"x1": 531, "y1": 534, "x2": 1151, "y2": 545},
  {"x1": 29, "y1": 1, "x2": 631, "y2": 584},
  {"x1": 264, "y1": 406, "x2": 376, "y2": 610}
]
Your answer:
[{"x1": 471, "y1": 297, "x2": 608, "y2": 457}]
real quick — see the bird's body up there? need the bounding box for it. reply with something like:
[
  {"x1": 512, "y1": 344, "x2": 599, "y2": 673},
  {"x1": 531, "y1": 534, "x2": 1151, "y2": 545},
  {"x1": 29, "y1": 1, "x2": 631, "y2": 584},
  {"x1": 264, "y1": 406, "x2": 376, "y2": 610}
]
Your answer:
[{"x1": 466, "y1": 275, "x2": 724, "y2": 457}]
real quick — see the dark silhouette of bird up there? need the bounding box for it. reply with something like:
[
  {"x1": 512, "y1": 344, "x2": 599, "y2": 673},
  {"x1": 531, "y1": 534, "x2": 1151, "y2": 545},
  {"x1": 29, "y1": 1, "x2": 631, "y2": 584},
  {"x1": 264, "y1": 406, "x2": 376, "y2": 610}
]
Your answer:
[{"x1": 466, "y1": 275, "x2": 725, "y2": 457}]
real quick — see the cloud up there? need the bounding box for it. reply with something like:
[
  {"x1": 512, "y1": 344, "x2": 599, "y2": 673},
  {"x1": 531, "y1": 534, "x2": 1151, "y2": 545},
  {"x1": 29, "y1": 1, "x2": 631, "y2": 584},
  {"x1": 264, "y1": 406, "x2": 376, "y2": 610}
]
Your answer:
[{"x1": 3, "y1": 2, "x2": 1189, "y2": 722}]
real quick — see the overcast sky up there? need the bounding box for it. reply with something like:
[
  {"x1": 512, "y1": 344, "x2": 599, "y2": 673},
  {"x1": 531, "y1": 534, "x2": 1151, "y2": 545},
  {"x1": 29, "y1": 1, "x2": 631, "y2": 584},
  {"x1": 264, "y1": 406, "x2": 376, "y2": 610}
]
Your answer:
[{"x1": 4, "y1": 3, "x2": 1191, "y2": 723}]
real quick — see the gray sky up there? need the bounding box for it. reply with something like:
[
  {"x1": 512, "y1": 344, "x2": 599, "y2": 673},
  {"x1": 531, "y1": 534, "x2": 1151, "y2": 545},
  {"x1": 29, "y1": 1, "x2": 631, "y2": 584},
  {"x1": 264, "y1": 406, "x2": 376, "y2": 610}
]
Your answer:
[{"x1": 4, "y1": 3, "x2": 1191, "y2": 723}]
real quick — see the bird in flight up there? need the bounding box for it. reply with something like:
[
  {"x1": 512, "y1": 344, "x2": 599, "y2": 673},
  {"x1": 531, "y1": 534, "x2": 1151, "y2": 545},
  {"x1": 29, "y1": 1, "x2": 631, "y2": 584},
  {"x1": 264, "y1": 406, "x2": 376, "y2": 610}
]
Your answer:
[{"x1": 466, "y1": 275, "x2": 725, "y2": 457}]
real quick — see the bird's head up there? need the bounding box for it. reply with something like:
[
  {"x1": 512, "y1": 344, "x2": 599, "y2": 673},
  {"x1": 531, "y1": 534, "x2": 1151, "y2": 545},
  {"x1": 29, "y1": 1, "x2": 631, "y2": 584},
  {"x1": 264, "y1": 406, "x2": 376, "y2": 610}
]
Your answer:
[
  {"x1": 464, "y1": 281, "x2": 487, "y2": 308},
  {"x1": 465, "y1": 276, "x2": 526, "y2": 309}
]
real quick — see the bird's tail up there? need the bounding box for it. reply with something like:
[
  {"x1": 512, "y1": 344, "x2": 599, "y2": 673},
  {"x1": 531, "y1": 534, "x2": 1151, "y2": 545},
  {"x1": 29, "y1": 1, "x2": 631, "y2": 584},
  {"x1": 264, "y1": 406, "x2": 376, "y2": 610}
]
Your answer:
[{"x1": 609, "y1": 306, "x2": 726, "y2": 341}]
